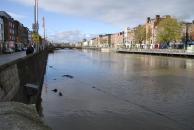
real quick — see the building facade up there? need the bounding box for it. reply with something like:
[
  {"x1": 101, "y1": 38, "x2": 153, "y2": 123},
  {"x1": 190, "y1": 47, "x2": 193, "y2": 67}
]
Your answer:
[
  {"x1": 96, "y1": 34, "x2": 111, "y2": 48},
  {"x1": 145, "y1": 15, "x2": 163, "y2": 45},
  {"x1": 145, "y1": 15, "x2": 177, "y2": 48},
  {"x1": 124, "y1": 28, "x2": 135, "y2": 48},
  {"x1": 181, "y1": 22, "x2": 192, "y2": 45},
  {"x1": 192, "y1": 21, "x2": 194, "y2": 41},
  {"x1": 111, "y1": 32, "x2": 124, "y2": 48},
  {"x1": 0, "y1": 17, "x2": 4, "y2": 53},
  {"x1": 14, "y1": 21, "x2": 29, "y2": 50},
  {"x1": 89, "y1": 38, "x2": 97, "y2": 47},
  {"x1": 0, "y1": 11, "x2": 16, "y2": 50}
]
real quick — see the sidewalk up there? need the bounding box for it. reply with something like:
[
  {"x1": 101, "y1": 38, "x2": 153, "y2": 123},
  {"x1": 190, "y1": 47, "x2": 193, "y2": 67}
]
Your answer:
[
  {"x1": 117, "y1": 49, "x2": 194, "y2": 58},
  {"x1": 0, "y1": 51, "x2": 26, "y2": 66}
]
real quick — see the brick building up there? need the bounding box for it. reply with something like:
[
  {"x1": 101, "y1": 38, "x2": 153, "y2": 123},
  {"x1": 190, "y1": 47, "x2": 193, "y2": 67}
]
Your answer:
[
  {"x1": 192, "y1": 21, "x2": 194, "y2": 41},
  {"x1": 0, "y1": 17, "x2": 4, "y2": 53},
  {"x1": 111, "y1": 32, "x2": 124, "y2": 48},
  {"x1": 145, "y1": 15, "x2": 167, "y2": 45},
  {"x1": 0, "y1": 11, "x2": 16, "y2": 50},
  {"x1": 181, "y1": 22, "x2": 192, "y2": 44},
  {"x1": 96, "y1": 34, "x2": 111, "y2": 48},
  {"x1": 14, "y1": 20, "x2": 29, "y2": 50}
]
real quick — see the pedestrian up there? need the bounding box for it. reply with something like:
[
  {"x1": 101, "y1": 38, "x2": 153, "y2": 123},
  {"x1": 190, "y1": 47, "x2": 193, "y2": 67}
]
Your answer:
[{"x1": 26, "y1": 44, "x2": 34, "y2": 55}]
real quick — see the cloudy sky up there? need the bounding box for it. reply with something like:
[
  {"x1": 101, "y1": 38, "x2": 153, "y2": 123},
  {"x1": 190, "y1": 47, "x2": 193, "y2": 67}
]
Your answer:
[{"x1": 1, "y1": 0, "x2": 194, "y2": 42}]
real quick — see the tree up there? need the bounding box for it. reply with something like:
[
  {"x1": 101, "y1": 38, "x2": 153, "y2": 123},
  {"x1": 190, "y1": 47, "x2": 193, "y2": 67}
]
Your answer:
[
  {"x1": 156, "y1": 17, "x2": 182, "y2": 44},
  {"x1": 134, "y1": 25, "x2": 146, "y2": 44}
]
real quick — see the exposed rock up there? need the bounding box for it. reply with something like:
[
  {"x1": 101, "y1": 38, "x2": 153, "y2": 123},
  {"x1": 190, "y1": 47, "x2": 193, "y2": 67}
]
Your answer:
[
  {"x1": 52, "y1": 89, "x2": 58, "y2": 93},
  {"x1": 62, "y1": 74, "x2": 74, "y2": 79},
  {"x1": 59, "y1": 92, "x2": 63, "y2": 96},
  {"x1": 0, "y1": 102, "x2": 51, "y2": 130}
]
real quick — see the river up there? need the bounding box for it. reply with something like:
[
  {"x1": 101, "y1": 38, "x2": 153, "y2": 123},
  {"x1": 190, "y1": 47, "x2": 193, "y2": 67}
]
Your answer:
[{"x1": 41, "y1": 49, "x2": 194, "y2": 130}]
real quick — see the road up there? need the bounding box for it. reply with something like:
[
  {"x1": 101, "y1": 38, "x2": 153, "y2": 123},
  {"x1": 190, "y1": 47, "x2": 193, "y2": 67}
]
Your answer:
[{"x1": 0, "y1": 51, "x2": 26, "y2": 66}]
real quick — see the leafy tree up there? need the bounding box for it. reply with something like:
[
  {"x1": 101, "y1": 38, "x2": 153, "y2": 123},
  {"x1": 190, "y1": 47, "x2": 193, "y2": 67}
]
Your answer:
[
  {"x1": 134, "y1": 25, "x2": 146, "y2": 44},
  {"x1": 156, "y1": 17, "x2": 182, "y2": 44}
]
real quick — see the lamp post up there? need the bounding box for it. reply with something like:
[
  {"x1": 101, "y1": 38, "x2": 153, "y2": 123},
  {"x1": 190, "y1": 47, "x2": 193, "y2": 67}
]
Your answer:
[
  {"x1": 32, "y1": 0, "x2": 39, "y2": 52},
  {"x1": 185, "y1": 23, "x2": 189, "y2": 50}
]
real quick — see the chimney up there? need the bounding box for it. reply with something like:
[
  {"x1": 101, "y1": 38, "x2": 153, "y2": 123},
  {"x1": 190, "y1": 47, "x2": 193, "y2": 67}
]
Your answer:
[
  {"x1": 147, "y1": 17, "x2": 151, "y2": 23},
  {"x1": 155, "y1": 15, "x2": 160, "y2": 24},
  {"x1": 156, "y1": 15, "x2": 160, "y2": 20}
]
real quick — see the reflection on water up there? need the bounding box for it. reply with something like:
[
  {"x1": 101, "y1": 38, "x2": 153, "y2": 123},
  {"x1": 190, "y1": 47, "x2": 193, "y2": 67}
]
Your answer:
[{"x1": 41, "y1": 49, "x2": 194, "y2": 130}]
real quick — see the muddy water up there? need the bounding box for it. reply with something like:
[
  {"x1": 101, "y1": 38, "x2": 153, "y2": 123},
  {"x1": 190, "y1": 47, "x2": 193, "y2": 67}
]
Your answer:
[{"x1": 41, "y1": 49, "x2": 194, "y2": 130}]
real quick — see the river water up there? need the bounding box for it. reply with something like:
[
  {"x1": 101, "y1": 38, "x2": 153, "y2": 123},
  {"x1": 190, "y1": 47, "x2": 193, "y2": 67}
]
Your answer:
[{"x1": 41, "y1": 49, "x2": 194, "y2": 130}]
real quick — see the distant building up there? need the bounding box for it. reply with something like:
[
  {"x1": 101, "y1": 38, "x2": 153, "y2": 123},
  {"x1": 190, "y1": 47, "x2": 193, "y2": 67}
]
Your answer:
[
  {"x1": 181, "y1": 22, "x2": 192, "y2": 44},
  {"x1": 145, "y1": 15, "x2": 171, "y2": 43},
  {"x1": 192, "y1": 21, "x2": 194, "y2": 41},
  {"x1": 111, "y1": 32, "x2": 124, "y2": 48},
  {"x1": 124, "y1": 28, "x2": 135, "y2": 48},
  {"x1": 96, "y1": 35, "x2": 102, "y2": 47},
  {"x1": 0, "y1": 17, "x2": 4, "y2": 53},
  {"x1": 89, "y1": 38, "x2": 97, "y2": 47},
  {"x1": 82, "y1": 41, "x2": 89, "y2": 47},
  {"x1": 145, "y1": 15, "x2": 163, "y2": 45},
  {"x1": 96, "y1": 34, "x2": 111, "y2": 48}
]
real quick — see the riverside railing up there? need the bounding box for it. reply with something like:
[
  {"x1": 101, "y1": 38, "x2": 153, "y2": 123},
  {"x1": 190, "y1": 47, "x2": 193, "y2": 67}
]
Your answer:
[{"x1": 117, "y1": 48, "x2": 194, "y2": 57}]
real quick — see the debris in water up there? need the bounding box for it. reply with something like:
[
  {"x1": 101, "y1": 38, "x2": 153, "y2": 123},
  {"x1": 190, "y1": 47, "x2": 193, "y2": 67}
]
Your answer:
[
  {"x1": 92, "y1": 86, "x2": 96, "y2": 88},
  {"x1": 59, "y1": 92, "x2": 63, "y2": 96},
  {"x1": 52, "y1": 89, "x2": 58, "y2": 93},
  {"x1": 62, "y1": 75, "x2": 74, "y2": 79}
]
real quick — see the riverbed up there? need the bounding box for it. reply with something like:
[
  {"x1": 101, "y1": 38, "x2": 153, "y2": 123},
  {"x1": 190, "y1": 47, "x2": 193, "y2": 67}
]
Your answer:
[{"x1": 41, "y1": 49, "x2": 194, "y2": 130}]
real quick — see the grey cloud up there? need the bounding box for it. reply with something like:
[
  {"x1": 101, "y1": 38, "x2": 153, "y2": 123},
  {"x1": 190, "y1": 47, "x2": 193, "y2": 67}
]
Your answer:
[
  {"x1": 7, "y1": 11, "x2": 26, "y2": 21},
  {"x1": 11, "y1": 0, "x2": 194, "y2": 42},
  {"x1": 48, "y1": 30, "x2": 96, "y2": 43},
  {"x1": 11, "y1": 0, "x2": 194, "y2": 27}
]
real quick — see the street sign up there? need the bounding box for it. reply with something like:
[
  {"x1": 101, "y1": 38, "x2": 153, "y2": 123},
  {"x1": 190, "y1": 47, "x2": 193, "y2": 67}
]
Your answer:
[
  {"x1": 32, "y1": 32, "x2": 39, "y2": 43},
  {"x1": 32, "y1": 23, "x2": 39, "y2": 32}
]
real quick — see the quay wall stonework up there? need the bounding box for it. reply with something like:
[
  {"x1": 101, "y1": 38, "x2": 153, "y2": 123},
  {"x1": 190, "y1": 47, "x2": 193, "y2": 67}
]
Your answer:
[{"x1": 0, "y1": 51, "x2": 48, "y2": 103}]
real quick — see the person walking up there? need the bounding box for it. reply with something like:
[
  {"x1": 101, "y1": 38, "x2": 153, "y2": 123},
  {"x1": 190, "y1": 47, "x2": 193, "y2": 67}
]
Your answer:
[{"x1": 26, "y1": 44, "x2": 34, "y2": 55}]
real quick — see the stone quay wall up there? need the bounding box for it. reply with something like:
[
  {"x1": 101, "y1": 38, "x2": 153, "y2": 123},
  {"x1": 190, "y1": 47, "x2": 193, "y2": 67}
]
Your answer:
[{"x1": 0, "y1": 51, "x2": 48, "y2": 103}]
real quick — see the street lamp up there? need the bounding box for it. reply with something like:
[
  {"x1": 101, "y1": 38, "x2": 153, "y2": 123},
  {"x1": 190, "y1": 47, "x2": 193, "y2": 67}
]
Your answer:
[
  {"x1": 32, "y1": 0, "x2": 39, "y2": 52},
  {"x1": 185, "y1": 23, "x2": 189, "y2": 50}
]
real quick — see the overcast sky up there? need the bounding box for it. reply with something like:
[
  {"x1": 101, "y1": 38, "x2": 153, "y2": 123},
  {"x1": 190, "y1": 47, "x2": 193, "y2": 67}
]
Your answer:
[{"x1": 1, "y1": 0, "x2": 194, "y2": 42}]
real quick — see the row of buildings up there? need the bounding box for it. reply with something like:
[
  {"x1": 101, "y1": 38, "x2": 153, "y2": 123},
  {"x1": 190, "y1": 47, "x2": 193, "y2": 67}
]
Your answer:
[
  {"x1": 0, "y1": 11, "x2": 36, "y2": 53},
  {"x1": 80, "y1": 15, "x2": 194, "y2": 49}
]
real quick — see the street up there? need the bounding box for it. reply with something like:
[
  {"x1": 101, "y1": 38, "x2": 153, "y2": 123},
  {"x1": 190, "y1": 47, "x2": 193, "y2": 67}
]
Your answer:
[{"x1": 0, "y1": 51, "x2": 26, "y2": 66}]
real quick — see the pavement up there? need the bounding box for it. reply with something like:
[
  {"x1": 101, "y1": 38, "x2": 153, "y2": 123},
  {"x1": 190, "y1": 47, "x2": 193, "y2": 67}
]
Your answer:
[
  {"x1": 0, "y1": 51, "x2": 26, "y2": 66},
  {"x1": 0, "y1": 102, "x2": 51, "y2": 130}
]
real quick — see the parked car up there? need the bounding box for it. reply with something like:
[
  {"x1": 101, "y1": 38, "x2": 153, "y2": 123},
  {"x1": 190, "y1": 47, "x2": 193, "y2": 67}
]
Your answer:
[
  {"x1": 3, "y1": 48, "x2": 14, "y2": 54},
  {"x1": 188, "y1": 41, "x2": 194, "y2": 45},
  {"x1": 15, "y1": 48, "x2": 22, "y2": 52},
  {"x1": 22, "y1": 47, "x2": 27, "y2": 51}
]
